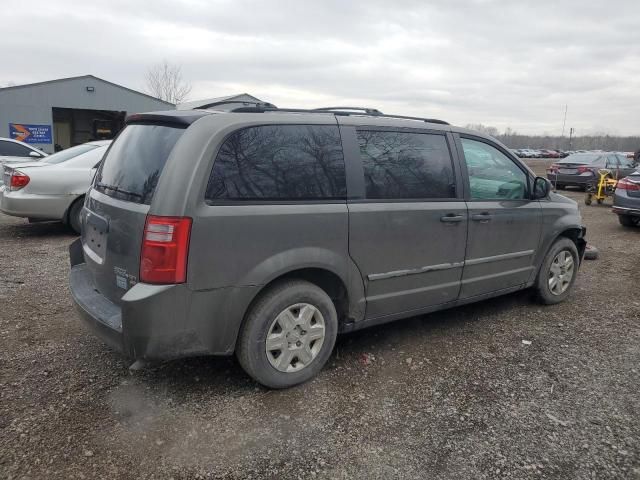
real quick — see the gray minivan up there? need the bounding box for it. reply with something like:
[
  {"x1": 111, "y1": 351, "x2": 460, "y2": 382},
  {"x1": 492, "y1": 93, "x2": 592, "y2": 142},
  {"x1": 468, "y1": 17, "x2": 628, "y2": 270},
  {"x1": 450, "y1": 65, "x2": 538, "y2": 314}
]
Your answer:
[{"x1": 69, "y1": 105, "x2": 586, "y2": 388}]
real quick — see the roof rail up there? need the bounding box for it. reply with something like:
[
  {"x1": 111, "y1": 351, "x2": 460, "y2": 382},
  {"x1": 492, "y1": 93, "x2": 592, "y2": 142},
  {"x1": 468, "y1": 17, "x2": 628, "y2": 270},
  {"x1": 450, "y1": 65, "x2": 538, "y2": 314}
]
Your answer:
[
  {"x1": 198, "y1": 100, "x2": 277, "y2": 110},
  {"x1": 311, "y1": 106, "x2": 383, "y2": 116},
  {"x1": 377, "y1": 114, "x2": 449, "y2": 125},
  {"x1": 227, "y1": 105, "x2": 449, "y2": 125}
]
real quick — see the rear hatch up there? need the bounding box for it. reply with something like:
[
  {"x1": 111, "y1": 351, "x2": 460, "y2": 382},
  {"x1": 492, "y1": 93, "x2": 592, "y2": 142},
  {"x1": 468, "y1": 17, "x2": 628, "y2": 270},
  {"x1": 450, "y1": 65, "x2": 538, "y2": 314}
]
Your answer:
[{"x1": 81, "y1": 121, "x2": 187, "y2": 305}]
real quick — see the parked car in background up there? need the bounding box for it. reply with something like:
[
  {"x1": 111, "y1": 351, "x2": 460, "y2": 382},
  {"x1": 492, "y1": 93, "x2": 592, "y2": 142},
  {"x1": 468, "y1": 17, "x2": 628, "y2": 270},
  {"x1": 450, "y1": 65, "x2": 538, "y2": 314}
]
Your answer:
[
  {"x1": 0, "y1": 137, "x2": 47, "y2": 177},
  {"x1": 540, "y1": 149, "x2": 560, "y2": 158},
  {"x1": 518, "y1": 149, "x2": 540, "y2": 158},
  {"x1": 69, "y1": 106, "x2": 586, "y2": 388},
  {"x1": 547, "y1": 152, "x2": 637, "y2": 189},
  {"x1": 612, "y1": 169, "x2": 640, "y2": 227},
  {"x1": 1, "y1": 141, "x2": 110, "y2": 233}
]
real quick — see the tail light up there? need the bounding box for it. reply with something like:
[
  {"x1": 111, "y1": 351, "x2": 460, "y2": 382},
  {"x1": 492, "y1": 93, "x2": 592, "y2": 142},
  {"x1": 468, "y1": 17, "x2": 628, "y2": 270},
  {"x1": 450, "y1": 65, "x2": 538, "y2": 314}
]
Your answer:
[
  {"x1": 9, "y1": 171, "x2": 30, "y2": 191},
  {"x1": 140, "y1": 215, "x2": 192, "y2": 284},
  {"x1": 577, "y1": 166, "x2": 592, "y2": 174},
  {"x1": 548, "y1": 164, "x2": 560, "y2": 173},
  {"x1": 616, "y1": 178, "x2": 640, "y2": 191}
]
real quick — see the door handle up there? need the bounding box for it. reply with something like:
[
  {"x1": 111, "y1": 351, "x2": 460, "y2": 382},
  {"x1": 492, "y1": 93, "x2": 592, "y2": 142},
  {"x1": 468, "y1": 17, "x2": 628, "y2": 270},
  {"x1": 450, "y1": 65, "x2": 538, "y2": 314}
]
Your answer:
[
  {"x1": 471, "y1": 212, "x2": 492, "y2": 222},
  {"x1": 440, "y1": 214, "x2": 464, "y2": 223}
]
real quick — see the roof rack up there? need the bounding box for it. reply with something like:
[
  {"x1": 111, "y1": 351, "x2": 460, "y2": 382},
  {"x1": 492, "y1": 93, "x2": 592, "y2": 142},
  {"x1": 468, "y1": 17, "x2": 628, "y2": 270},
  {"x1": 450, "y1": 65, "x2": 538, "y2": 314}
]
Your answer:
[
  {"x1": 227, "y1": 104, "x2": 449, "y2": 125},
  {"x1": 311, "y1": 106, "x2": 383, "y2": 116},
  {"x1": 198, "y1": 100, "x2": 277, "y2": 110}
]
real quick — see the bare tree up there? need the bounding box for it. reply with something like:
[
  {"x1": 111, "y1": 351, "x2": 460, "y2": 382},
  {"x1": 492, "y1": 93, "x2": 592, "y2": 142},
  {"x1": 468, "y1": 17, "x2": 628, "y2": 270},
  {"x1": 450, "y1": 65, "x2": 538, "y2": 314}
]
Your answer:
[{"x1": 144, "y1": 60, "x2": 192, "y2": 104}]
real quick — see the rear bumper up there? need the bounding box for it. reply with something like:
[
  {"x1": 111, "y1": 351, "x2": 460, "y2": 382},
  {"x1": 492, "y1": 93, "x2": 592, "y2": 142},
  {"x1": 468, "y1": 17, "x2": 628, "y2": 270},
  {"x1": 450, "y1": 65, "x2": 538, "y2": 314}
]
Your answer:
[
  {"x1": 70, "y1": 262, "x2": 126, "y2": 354},
  {"x1": 612, "y1": 205, "x2": 640, "y2": 217},
  {"x1": 69, "y1": 239, "x2": 211, "y2": 360},
  {"x1": 69, "y1": 238, "x2": 257, "y2": 360},
  {"x1": 612, "y1": 191, "x2": 640, "y2": 216}
]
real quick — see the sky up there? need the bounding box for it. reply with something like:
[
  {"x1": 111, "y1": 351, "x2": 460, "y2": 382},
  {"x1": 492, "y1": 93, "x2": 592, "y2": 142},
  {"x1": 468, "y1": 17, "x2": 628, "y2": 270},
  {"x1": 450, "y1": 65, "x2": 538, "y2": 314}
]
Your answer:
[{"x1": 2, "y1": 0, "x2": 639, "y2": 136}]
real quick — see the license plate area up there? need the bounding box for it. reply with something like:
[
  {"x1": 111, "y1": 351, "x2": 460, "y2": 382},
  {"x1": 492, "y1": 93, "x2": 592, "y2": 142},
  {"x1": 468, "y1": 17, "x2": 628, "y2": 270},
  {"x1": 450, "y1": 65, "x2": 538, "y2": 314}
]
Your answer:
[
  {"x1": 83, "y1": 210, "x2": 108, "y2": 263},
  {"x1": 559, "y1": 168, "x2": 576, "y2": 174}
]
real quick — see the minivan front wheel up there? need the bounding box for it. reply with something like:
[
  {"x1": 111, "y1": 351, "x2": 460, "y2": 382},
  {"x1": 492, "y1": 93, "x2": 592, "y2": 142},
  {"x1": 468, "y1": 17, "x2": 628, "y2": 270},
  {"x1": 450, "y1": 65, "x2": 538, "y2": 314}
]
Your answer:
[
  {"x1": 236, "y1": 280, "x2": 338, "y2": 388},
  {"x1": 534, "y1": 238, "x2": 579, "y2": 305}
]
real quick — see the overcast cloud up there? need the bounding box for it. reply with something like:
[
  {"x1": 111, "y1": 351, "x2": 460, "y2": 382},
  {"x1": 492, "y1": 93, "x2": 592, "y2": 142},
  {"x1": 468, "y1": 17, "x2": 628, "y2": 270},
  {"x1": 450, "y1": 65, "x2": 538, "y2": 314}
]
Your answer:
[{"x1": 3, "y1": 0, "x2": 639, "y2": 135}]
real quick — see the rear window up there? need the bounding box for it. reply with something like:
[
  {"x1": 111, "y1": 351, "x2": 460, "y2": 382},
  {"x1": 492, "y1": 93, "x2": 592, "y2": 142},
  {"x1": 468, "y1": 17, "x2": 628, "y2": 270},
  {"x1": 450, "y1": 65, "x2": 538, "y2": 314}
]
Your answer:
[
  {"x1": 95, "y1": 124, "x2": 184, "y2": 205},
  {"x1": 205, "y1": 125, "x2": 346, "y2": 202},
  {"x1": 44, "y1": 144, "x2": 99, "y2": 165}
]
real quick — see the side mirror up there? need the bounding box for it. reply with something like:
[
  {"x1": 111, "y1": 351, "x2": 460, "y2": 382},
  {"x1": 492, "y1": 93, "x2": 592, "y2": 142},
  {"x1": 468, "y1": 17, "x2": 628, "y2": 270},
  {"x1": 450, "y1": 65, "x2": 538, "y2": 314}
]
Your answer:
[
  {"x1": 29, "y1": 151, "x2": 42, "y2": 158},
  {"x1": 533, "y1": 176, "x2": 551, "y2": 199}
]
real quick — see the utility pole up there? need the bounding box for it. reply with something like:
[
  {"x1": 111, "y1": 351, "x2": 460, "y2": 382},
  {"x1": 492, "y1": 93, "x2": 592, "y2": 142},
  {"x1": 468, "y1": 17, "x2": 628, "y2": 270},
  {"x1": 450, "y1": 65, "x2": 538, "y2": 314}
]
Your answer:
[
  {"x1": 569, "y1": 127, "x2": 574, "y2": 150},
  {"x1": 561, "y1": 104, "x2": 568, "y2": 137}
]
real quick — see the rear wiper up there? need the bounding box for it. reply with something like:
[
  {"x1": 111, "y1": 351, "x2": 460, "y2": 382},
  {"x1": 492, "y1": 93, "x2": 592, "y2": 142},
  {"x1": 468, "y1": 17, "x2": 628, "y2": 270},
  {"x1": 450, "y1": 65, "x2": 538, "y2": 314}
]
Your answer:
[{"x1": 95, "y1": 182, "x2": 142, "y2": 198}]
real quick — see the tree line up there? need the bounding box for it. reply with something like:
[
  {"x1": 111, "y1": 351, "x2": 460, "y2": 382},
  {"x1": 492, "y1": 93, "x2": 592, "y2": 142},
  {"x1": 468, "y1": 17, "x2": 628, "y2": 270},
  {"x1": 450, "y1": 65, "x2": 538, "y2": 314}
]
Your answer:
[{"x1": 465, "y1": 124, "x2": 640, "y2": 152}]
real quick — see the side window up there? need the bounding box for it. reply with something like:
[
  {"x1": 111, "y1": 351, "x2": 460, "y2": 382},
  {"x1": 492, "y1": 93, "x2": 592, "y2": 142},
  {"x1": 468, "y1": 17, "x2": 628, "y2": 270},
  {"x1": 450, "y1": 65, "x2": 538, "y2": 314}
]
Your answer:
[
  {"x1": 461, "y1": 138, "x2": 528, "y2": 200},
  {"x1": 606, "y1": 155, "x2": 619, "y2": 168},
  {"x1": 617, "y1": 154, "x2": 634, "y2": 167},
  {"x1": 0, "y1": 141, "x2": 33, "y2": 157},
  {"x1": 206, "y1": 125, "x2": 346, "y2": 201},
  {"x1": 356, "y1": 130, "x2": 455, "y2": 199}
]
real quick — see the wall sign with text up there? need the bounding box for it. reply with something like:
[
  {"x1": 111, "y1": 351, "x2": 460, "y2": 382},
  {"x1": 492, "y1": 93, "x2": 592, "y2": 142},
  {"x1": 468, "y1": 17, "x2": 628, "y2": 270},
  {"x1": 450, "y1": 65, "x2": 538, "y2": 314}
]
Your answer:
[{"x1": 9, "y1": 123, "x2": 53, "y2": 144}]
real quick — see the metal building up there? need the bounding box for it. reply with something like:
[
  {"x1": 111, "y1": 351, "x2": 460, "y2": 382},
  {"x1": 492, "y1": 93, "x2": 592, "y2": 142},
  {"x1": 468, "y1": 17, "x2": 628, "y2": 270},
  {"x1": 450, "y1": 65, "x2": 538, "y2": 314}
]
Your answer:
[{"x1": 0, "y1": 75, "x2": 173, "y2": 153}]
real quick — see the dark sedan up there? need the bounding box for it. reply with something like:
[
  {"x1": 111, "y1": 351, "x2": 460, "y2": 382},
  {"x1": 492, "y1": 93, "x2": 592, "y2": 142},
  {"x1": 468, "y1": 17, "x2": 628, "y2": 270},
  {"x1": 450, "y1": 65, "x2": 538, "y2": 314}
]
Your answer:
[
  {"x1": 612, "y1": 170, "x2": 640, "y2": 227},
  {"x1": 547, "y1": 152, "x2": 637, "y2": 189}
]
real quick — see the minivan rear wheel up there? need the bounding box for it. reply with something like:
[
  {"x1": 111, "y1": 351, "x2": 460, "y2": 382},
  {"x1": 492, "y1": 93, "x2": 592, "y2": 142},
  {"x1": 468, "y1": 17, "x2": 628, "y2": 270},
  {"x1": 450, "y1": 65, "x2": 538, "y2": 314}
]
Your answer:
[
  {"x1": 534, "y1": 238, "x2": 579, "y2": 305},
  {"x1": 236, "y1": 280, "x2": 338, "y2": 389}
]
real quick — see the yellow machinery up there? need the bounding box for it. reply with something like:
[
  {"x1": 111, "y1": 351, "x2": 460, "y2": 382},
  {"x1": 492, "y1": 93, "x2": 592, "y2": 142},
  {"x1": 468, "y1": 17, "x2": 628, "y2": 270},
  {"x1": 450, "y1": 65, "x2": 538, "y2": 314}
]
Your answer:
[{"x1": 585, "y1": 168, "x2": 618, "y2": 205}]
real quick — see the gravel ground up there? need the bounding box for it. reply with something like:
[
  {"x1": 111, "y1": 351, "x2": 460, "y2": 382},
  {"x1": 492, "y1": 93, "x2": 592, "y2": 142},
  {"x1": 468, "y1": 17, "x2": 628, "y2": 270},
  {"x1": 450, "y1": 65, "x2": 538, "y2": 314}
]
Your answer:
[{"x1": 1, "y1": 164, "x2": 639, "y2": 479}]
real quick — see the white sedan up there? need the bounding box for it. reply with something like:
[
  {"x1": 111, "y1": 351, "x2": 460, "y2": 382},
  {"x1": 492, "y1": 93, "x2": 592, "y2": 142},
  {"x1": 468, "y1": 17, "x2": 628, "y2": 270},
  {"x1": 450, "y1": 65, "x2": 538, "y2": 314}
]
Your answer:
[{"x1": 0, "y1": 141, "x2": 111, "y2": 233}]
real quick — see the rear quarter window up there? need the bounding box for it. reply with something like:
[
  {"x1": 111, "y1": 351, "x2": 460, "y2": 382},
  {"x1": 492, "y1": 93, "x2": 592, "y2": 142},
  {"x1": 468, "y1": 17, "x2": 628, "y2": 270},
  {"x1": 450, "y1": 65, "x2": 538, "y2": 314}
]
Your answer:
[
  {"x1": 95, "y1": 124, "x2": 184, "y2": 204},
  {"x1": 205, "y1": 125, "x2": 346, "y2": 202}
]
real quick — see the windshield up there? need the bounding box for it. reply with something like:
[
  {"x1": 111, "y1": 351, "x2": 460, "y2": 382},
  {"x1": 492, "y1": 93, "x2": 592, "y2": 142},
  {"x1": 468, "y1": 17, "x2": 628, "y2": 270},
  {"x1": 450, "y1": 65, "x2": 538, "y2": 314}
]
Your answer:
[
  {"x1": 560, "y1": 154, "x2": 601, "y2": 164},
  {"x1": 43, "y1": 144, "x2": 100, "y2": 165},
  {"x1": 95, "y1": 124, "x2": 185, "y2": 205}
]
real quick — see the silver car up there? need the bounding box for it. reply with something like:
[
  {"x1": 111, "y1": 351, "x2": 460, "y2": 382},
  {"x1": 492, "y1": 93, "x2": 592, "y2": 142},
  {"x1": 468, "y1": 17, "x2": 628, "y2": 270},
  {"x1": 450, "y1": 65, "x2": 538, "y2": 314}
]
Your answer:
[
  {"x1": 1, "y1": 141, "x2": 110, "y2": 233},
  {"x1": 69, "y1": 106, "x2": 586, "y2": 388}
]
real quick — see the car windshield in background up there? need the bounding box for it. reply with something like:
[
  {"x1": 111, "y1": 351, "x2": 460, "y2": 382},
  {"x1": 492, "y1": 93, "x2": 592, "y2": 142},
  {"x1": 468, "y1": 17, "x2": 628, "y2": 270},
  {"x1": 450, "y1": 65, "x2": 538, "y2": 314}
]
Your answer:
[
  {"x1": 43, "y1": 144, "x2": 99, "y2": 165},
  {"x1": 95, "y1": 124, "x2": 184, "y2": 205},
  {"x1": 560, "y1": 154, "x2": 601, "y2": 164}
]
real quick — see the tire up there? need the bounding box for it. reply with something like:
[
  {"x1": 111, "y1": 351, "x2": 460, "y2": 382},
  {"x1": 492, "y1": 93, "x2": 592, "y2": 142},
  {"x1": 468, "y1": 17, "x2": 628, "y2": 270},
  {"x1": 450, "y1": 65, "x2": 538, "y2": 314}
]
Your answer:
[
  {"x1": 236, "y1": 280, "x2": 338, "y2": 389},
  {"x1": 68, "y1": 197, "x2": 84, "y2": 234},
  {"x1": 534, "y1": 237, "x2": 579, "y2": 305},
  {"x1": 618, "y1": 214, "x2": 639, "y2": 227},
  {"x1": 555, "y1": 184, "x2": 566, "y2": 190}
]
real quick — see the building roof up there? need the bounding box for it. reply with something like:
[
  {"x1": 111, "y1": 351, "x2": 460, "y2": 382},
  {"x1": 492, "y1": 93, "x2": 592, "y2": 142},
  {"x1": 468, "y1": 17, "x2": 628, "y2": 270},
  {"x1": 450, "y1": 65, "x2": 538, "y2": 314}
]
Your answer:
[
  {"x1": 176, "y1": 93, "x2": 265, "y2": 110},
  {"x1": 0, "y1": 75, "x2": 174, "y2": 106}
]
